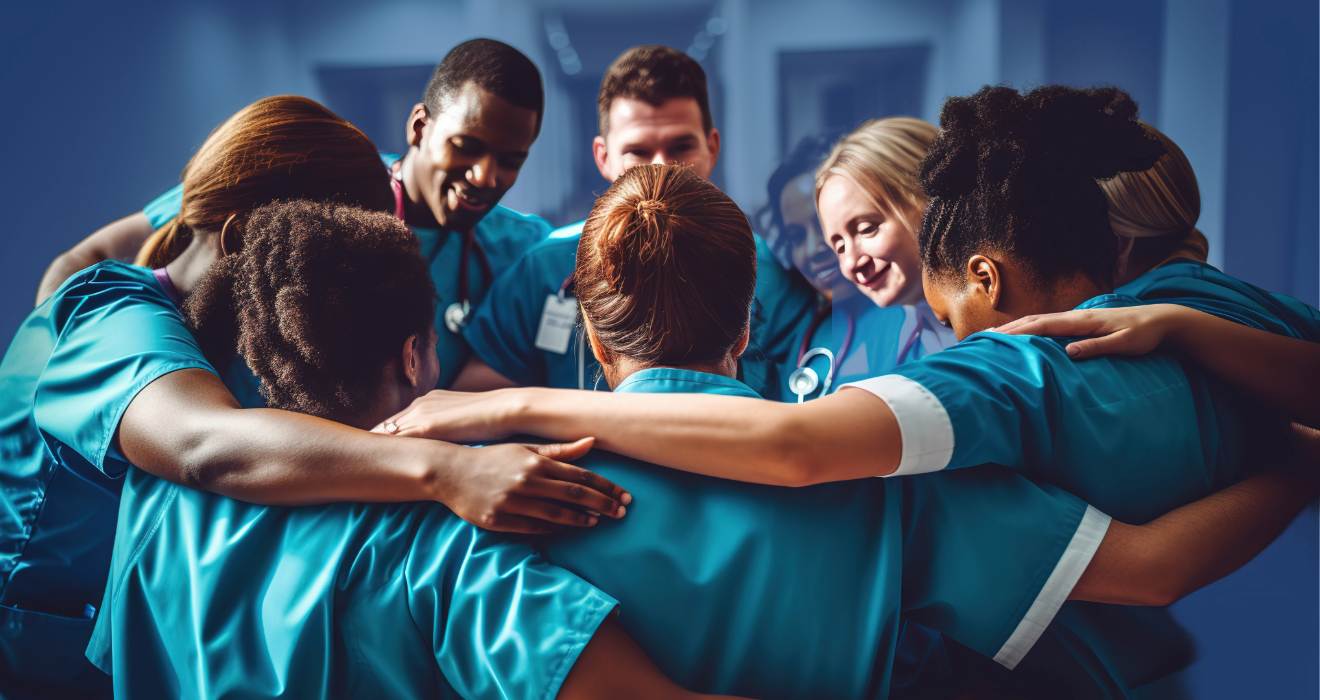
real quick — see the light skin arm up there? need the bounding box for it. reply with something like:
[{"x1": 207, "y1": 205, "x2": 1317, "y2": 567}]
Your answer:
[
  {"x1": 378, "y1": 386, "x2": 902, "y2": 486},
  {"x1": 996, "y1": 304, "x2": 1320, "y2": 428},
  {"x1": 118, "y1": 369, "x2": 631, "y2": 533},
  {"x1": 37, "y1": 212, "x2": 155, "y2": 305},
  {"x1": 559, "y1": 615, "x2": 748, "y2": 700},
  {"x1": 1071, "y1": 424, "x2": 1320, "y2": 605},
  {"x1": 450, "y1": 355, "x2": 520, "y2": 392}
]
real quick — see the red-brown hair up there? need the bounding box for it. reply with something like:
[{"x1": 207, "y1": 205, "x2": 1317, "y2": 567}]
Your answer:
[
  {"x1": 576, "y1": 164, "x2": 755, "y2": 367},
  {"x1": 136, "y1": 95, "x2": 392, "y2": 268}
]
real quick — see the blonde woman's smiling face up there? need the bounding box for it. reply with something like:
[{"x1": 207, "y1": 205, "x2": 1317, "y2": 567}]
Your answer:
[{"x1": 817, "y1": 174, "x2": 925, "y2": 308}]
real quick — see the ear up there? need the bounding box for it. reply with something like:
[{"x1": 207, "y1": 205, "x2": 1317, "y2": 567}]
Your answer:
[
  {"x1": 966, "y1": 255, "x2": 1003, "y2": 310},
  {"x1": 218, "y1": 214, "x2": 244, "y2": 257},
  {"x1": 592, "y1": 135, "x2": 611, "y2": 181},
  {"x1": 407, "y1": 104, "x2": 429, "y2": 149},
  {"x1": 731, "y1": 326, "x2": 750, "y2": 359},
  {"x1": 401, "y1": 333, "x2": 425, "y2": 387},
  {"x1": 706, "y1": 127, "x2": 721, "y2": 167},
  {"x1": 581, "y1": 314, "x2": 609, "y2": 365}
]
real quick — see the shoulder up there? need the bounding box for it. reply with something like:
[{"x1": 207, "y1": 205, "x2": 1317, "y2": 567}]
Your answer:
[
  {"x1": 44, "y1": 261, "x2": 184, "y2": 335},
  {"x1": 477, "y1": 206, "x2": 553, "y2": 244}
]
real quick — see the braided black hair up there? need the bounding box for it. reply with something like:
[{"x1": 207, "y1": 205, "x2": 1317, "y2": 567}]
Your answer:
[
  {"x1": 184, "y1": 200, "x2": 435, "y2": 420},
  {"x1": 918, "y1": 85, "x2": 1166, "y2": 289}
]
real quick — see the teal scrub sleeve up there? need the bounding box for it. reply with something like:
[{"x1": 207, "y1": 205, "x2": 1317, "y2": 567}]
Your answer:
[
  {"x1": 33, "y1": 263, "x2": 215, "y2": 476},
  {"x1": 462, "y1": 242, "x2": 562, "y2": 386},
  {"x1": 900, "y1": 466, "x2": 1109, "y2": 670},
  {"x1": 142, "y1": 184, "x2": 183, "y2": 229},
  {"x1": 743, "y1": 237, "x2": 816, "y2": 396}
]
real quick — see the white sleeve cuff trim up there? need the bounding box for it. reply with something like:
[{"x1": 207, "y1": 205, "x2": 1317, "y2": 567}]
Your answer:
[
  {"x1": 843, "y1": 375, "x2": 954, "y2": 476},
  {"x1": 992, "y1": 505, "x2": 1113, "y2": 670}
]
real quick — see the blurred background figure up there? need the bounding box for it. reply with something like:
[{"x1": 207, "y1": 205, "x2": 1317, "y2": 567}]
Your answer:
[{"x1": 1, "y1": 1, "x2": 1315, "y2": 698}]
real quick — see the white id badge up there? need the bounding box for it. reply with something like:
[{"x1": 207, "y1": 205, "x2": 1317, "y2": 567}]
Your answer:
[{"x1": 535, "y1": 294, "x2": 577, "y2": 354}]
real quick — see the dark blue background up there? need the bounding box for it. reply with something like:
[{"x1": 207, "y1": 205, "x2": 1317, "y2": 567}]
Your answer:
[{"x1": 1, "y1": 1, "x2": 1315, "y2": 696}]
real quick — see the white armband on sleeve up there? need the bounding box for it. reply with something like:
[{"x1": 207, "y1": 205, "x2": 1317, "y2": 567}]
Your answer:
[
  {"x1": 992, "y1": 505, "x2": 1113, "y2": 669},
  {"x1": 842, "y1": 375, "x2": 954, "y2": 476}
]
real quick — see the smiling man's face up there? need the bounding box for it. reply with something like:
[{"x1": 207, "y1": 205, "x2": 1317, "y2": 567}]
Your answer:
[{"x1": 407, "y1": 81, "x2": 539, "y2": 233}]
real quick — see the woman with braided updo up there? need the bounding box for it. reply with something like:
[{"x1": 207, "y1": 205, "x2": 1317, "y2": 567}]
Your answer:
[
  {"x1": 100, "y1": 198, "x2": 753, "y2": 700},
  {"x1": 380, "y1": 89, "x2": 1319, "y2": 698}
]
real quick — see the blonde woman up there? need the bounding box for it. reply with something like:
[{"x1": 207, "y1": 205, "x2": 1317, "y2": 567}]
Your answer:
[{"x1": 781, "y1": 118, "x2": 957, "y2": 403}]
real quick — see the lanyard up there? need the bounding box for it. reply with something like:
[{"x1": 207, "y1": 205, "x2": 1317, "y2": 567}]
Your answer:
[
  {"x1": 797, "y1": 301, "x2": 855, "y2": 388},
  {"x1": 392, "y1": 160, "x2": 493, "y2": 332}
]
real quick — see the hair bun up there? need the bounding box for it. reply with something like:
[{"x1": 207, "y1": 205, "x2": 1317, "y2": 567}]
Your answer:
[{"x1": 635, "y1": 198, "x2": 668, "y2": 217}]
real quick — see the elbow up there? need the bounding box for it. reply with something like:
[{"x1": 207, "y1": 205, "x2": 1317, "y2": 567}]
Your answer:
[{"x1": 765, "y1": 416, "x2": 827, "y2": 487}]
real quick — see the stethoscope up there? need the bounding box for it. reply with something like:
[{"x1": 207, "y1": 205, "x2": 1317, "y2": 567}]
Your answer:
[
  {"x1": 788, "y1": 301, "x2": 927, "y2": 402},
  {"x1": 391, "y1": 160, "x2": 493, "y2": 334},
  {"x1": 788, "y1": 302, "x2": 854, "y2": 402}
]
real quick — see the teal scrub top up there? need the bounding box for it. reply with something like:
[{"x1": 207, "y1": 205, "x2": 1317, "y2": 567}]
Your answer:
[
  {"x1": 87, "y1": 465, "x2": 616, "y2": 700},
  {"x1": 461, "y1": 221, "x2": 816, "y2": 398},
  {"x1": 785, "y1": 292, "x2": 957, "y2": 402},
  {"x1": 143, "y1": 153, "x2": 552, "y2": 392},
  {"x1": 532, "y1": 367, "x2": 1110, "y2": 700},
  {"x1": 849, "y1": 292, "x2": 1284, "y2": 699},
  {"x1": 0, "y1": 262, "x2": 215, "y2": 696},
  {"x1": 1118, "y1": 258, "x2": 1320, "y2": 341}
]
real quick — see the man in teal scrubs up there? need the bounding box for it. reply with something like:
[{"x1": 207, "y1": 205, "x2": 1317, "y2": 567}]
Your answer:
[
  {"x1": 455, "y1": 46, "x2": 813, "y2": 397},
  {"x1": 38, "y1": 39, "x2": 553, "y2": 392}
]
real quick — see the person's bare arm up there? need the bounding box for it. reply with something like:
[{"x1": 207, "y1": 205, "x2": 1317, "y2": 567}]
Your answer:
[
  {"x1": 377, "y1": 385, "x2": 902, "y2": 486},
  {"x1": 37, "y1": 212, "x2": 155, "y2": 305},
  {"x1": 450, "y1": 355, "x2": 520, "y2": 392},
  {"x1": 118, "y1": 369, "x2": 630, "y2": 533},
  {"x1": 559, "y1": 615, "x2": 749, "y2": 700},
  {"x1": 997, "y1": 304, "x2": 1320, "y2": 428},
  {"x1": 1071, "y1": 425, "x2": 1320, "y2": 605}
]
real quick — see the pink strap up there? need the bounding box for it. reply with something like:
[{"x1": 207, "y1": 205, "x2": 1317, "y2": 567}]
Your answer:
[{"x1": 390, "y1": 174, "x2": 406, "y2": 221}]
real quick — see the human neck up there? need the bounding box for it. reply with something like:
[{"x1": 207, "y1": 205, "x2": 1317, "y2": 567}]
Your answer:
[
  {"x1": 603, "y1": 355, "x2": 737, "y2": 390},
  {"x1": 351, "y1": 363, "x2": 418, "y2": 430},
  {"x1": 1006, "y1": 273, "x2": 1111, "y2": 321},
  {"x1": 164, "y1": 231, "x2": 223, "y2": 298}
]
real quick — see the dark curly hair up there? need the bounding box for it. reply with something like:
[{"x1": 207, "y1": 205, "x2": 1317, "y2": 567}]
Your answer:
[
  {"x1": 184, "y1": 200, "x2": 435, "y2": 420},
  {"x1": 918, "y1": 85, "x2": 1166, "y2": 289}
]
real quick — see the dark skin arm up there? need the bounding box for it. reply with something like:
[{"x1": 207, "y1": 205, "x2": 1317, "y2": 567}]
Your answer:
[
  {"x1": 559, "y1": 615, "x2": 748, "y2": 700},
  {"x1": 1071, "y1": 424, "x2": 1320, "y2": 605},
  {"x1": 118, "y1": 369, "x2": 630, "y2": 533},
  {"x1": 37, "y1": 212, "x2": 154, "y2": 305},
  {"x1": 997, "y1": 304, "x2": 1320, "y2": 428}
]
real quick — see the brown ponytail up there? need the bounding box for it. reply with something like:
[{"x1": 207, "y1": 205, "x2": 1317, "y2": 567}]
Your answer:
[
  {"x1": 135, "y1": 95, "x2": 392, "y2": 267},
  {"x1": 576, "y1": 164, "x2": 756, "y2": 367}
]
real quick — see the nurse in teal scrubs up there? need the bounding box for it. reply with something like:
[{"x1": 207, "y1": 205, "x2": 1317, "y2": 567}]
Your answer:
[
  {"x1": 379, "y1": 87, "x2": 1318, "y2": 699},
  {"x1": 94, "y1": 199, "x2": 741, "y2": 700},
  {"x1": 455, "y1": 45, "x2": 813, "y2": 398},
  {"x1": 0, "y1": 95, "x2": 625, "y2": 700},
  {"x1": 36, "y1": 40, "x2": 554, "y2": 394},
  {"x1": 782, "y1": 118, "x2": 958, "y2": 404}
]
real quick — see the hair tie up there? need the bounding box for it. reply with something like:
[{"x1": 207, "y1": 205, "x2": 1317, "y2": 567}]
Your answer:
[{"x1": 635, "y1": 199, "x2": 667, "y2": 218}]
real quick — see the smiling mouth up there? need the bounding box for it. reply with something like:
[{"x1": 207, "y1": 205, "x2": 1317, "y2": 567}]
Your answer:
[
  {"x1": 856, "y1": 261, "x2": 891, "y2": 289},
  {"x1": 449, "y1": 186, "x2": 492, "y2": 212}
]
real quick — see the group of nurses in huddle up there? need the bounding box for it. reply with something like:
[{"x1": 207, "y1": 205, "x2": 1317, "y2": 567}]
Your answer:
[{"x1": 1, "y1": 36, "x2": 1317, "y2": 700}]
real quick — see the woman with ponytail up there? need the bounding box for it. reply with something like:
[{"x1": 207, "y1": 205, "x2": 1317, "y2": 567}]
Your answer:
[
  {"x1": 0, "y1": 96, "x2": 624, "y2": 699},
  {"x1": 379, "y1": 88, "x2": 1320, "y2": 698}
]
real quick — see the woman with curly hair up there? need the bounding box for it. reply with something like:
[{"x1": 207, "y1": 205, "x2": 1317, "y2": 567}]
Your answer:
[
  {"x1": 95, "y1": 199, "x2": 746, "y2": 700},
  {"x1": 0, "y1": 95, "x2": 624, "y2": 698},
  {"x1": 377, "y1": 87, "x2": 1320, "y2": 698}
]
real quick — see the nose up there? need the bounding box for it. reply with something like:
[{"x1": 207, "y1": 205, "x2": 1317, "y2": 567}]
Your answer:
[
  {"x1": 805, "y1": 224, "x2": 831, "y2": 258},
  {"x1": 650, "y1": 152, "x2": 669, "y2": 166},
  {"x1": 468, "y1": 155, "x2": 499, "y2": 189}
]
